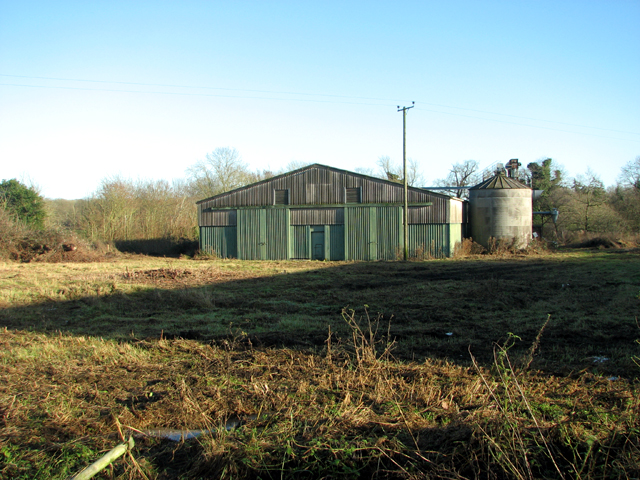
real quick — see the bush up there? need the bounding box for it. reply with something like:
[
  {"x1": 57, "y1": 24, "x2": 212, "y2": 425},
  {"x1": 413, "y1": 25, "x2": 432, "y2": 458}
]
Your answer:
[
  {"x1": 0, "y1": 208, "x2": 111, "y2": 262},
  {"x1": 454, "y1": 238, "x2": 486, "y2": 257},
  {"x1": 0, "y1": 179, "x2": 46, "y2": 230}
]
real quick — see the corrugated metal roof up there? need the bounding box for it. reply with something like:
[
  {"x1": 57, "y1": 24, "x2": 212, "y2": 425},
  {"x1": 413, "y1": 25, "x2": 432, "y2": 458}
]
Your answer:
[{"x1": 470, "y1": 173, "x2": 530, "y2": 190}]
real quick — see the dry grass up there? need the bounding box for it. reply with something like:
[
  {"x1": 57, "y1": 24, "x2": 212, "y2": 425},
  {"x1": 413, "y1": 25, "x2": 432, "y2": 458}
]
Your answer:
[
  {"x1": 454, "y1": 237, "x2": 552, "y2": 259},
  {"x1": 0, "y1": 208, "x2": 112, "y2": 263},
  {"x1": 1, "y1": 323, "x2": 638, "y2": 479},
  {"x1": 1, "y1": 252, "x2": 639, "y2": 478},
  {"x1": 561, "y1": 231, "x2": 640, "y2": 251}
]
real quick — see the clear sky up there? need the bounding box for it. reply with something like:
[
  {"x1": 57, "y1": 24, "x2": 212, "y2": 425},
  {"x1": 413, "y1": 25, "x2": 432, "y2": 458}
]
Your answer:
[{"x1": 1, "y1": 0, "x2": 639, "y2": 199}]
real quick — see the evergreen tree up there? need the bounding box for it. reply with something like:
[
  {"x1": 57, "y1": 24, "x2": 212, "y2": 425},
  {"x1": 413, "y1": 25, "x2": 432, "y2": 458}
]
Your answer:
[
  {"x1": 0, "y1": 179, "x2": 46, "y2": 229},
  {"x1": 527, "y1": 158, "x2": 565, "y2": 232}
]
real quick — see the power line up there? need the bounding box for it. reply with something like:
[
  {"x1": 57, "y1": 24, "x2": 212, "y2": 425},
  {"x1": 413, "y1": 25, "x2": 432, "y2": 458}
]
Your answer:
[
  {"x1": 0, "y1": 73, "x2": 404, "y2": 104},
  {"x1": 412, "y1": 100, "x2": 640, "y2": 136},
  {"x1": 1, "y1": 76, "x2": 638, "y2": 143},
  {"x1": 413, "y1": 106, "x2": 640, "y2": 143},
  {"x1": 2, "y1": 73, "x2": 638, "y2": 136},
  {"x1": 0, "y1": 82, "x2": 394, "y2": 107}
]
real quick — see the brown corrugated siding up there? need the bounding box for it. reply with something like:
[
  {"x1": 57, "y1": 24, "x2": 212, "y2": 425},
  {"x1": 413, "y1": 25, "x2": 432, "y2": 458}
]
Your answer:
[
  {"x1": 408, "y1": 205, "x2": 446, "y2": 224},
  {"x1": 291, "y1": 208, "x2": 344, "y2": 225},
  {"x1": 197, "y1": 165, "x2": 452, "y2": 224},
  {"x1": 200, "y1": 209, "x2": 237, "y2": 227}
]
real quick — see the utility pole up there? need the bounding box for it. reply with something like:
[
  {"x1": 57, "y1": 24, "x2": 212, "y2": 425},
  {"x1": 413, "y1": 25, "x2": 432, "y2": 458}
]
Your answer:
[{"x1": 397, "y1": 101, "x2": 414, "y2": 261}]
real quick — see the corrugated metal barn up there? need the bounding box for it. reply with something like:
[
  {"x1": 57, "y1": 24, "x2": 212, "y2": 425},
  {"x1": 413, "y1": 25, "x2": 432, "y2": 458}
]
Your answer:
[{"x1": 197, "y1": 164, "x2": 466, "y2": 260}]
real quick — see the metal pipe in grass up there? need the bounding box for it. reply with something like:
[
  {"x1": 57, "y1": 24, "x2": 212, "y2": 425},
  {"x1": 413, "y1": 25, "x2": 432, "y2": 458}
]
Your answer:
[{"x1": 68, "y1": 436, "x2": 135, "y2": 480}]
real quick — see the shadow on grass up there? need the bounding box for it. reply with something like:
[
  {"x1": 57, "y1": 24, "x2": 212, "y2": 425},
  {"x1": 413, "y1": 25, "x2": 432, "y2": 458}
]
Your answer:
[
  {"x1": 114, "y1": 237, "x2": 199, "y2": 257},
  {"x1": 1, "y1": 255, "x2": 639, "y2": 377}
]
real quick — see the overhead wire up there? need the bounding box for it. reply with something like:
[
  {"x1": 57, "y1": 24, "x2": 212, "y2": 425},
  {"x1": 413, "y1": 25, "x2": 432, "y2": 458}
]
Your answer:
[
  {"x1": 412, "y1": 106, "x2": 640, "y2": 142},
  {"x1": 0, "y1": 82, "x2": 394, "y2": 107},
  {"x1": 1, "y1": 73, "x2": 638, "y2": 142}
]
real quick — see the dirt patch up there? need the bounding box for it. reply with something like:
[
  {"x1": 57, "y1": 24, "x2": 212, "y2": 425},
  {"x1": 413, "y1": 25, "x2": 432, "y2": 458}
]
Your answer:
[{"x1": 123, "y1": 268, "x2": 194, "y2": 281}]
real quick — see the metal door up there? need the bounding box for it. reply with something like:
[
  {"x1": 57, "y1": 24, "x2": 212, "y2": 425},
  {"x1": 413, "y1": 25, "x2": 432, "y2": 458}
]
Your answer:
[{"x1": 311, "y1": 231, "x2": 325, "y2": 260}]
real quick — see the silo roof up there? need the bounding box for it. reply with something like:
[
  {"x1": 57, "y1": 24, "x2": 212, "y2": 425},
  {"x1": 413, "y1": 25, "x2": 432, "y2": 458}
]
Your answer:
[{"x1": 470, "y1": 173, "x2": 529, "y2": 190}]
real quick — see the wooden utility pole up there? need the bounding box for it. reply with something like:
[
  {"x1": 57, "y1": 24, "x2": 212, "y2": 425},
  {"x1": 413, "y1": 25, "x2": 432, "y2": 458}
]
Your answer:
[{"x1": 397, "y1": 102, "x2": 414, "y2": 261}]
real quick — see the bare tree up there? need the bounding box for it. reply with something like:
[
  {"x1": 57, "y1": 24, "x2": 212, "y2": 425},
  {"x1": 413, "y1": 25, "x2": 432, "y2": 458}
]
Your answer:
[
  {"x1": 78, "y1": 177, "x2": 197, "y2": 242},
  {"x1": 448, "y1": 160, "x2": 480, "y2": 188},
  {"x1": 354, "y1": 167, "x2": 376, "y2": 177},
  {"x1": 375, "y1": 156, "x2": 395, "y2": 181},
  {"x1": 433, "y1": 160, "x2": 480, "y2": 197},
  {"x1": 617, "y1": 156, "x2": 640, "y2": 190},
  {"x1": 373, "y1": 156, "x2": 424, "y2": 186},
  {"x1": 571, "y1": 169, "x2": 608, "y2": 232},
  {"x1": 186, "y1": 147, "x2": 255, "y2": 199},
  {"x1": 283, "y1": 160, "x2": 310, "y2": 173}
]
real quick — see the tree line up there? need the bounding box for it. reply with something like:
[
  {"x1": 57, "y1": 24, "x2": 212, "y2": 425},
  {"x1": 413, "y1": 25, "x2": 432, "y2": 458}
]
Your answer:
[
  {"x1": 2, "y1": 150, "x2": 639, "y2": 258},
  {"x1": 434, "y1": 156, "x2": 640, "y2": 238}
]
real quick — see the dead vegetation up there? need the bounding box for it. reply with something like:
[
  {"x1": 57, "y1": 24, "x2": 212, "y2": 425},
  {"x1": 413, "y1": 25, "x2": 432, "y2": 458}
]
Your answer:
[
  {"x1": 0, "y1": 253, "x2": 639, "y2": 478},
  {"x1": 1, "y1": 321, "x2": 638, "y2": 479},
  {"x1": 0, "y1": 207, "x2": 113, "y2": 263},
  {"x1": 564, "y1": 231, "x2": 640, "y2": 251}
]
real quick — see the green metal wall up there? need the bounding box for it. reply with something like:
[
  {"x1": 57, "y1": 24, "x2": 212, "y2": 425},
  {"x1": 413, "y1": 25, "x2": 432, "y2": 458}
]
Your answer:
[
  {"x1": 376, "y1": 206, "x2": 403, "y2": 260},
  {"x1": 289, "y1": 224, "x2": 346, "y2": 260},
  {"x1": 327, "y1": 225, "x2": 345, "y2": 261},
  {"x1": 234, "y1": 209, "x2": 289, "y2": 260},
  {"x1": 199, "y1": 226, "x2": 237, "y2": 258},
  {"x1": 237, "y1": 209, "x2": 264, "y2": 259},
  {"x1": 266, "y1": 208, "x2": 288, "y2": 260},
  {"x1": 290, "y1": 225, "x2": 309, "y2": 259},
  {"x1": 344, "y1": 206, "x2": 403, "y2": 261},
  {"x1": 200, "y1": 206, "x2": 461, "y2": 260},
  {"x1": 344, "y1": 206, "x2": 371, "y2": 260},
  {"x1": 408, "y1": 224, "x2": 449, "y2": 258}
]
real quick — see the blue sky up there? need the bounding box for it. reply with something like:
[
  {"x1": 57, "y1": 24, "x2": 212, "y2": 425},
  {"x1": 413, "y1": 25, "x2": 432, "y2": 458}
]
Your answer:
[{"x1": 1, "y1": 0, "x2": 639, "y2": 199}]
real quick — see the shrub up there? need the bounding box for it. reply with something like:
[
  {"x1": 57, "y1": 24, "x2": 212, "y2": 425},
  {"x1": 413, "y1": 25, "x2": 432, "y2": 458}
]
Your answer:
[
  {"x1": 0, "y1": 179, "x2": 46, "y2": 230},
  {"x1": 454, "y1": 238, "x2": 486, "y2": 257},
  {"x1": 0, "y1": 208, "x2": 111, "y2": 262}
]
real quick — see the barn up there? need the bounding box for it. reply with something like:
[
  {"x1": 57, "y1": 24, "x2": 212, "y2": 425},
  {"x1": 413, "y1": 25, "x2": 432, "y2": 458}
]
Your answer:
[{"x1": 197, "y1": 164, "x2": 466, "y2": 260}]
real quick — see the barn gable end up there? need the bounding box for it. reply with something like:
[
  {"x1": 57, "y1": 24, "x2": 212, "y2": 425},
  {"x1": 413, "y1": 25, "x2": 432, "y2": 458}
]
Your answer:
[{"x1": 197, "y1": 164, "x2": 465, "y2": 260}]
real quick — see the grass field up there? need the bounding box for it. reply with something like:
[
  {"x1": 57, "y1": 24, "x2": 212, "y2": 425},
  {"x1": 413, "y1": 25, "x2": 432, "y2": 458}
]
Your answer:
[{"x1": 1, "y1": 249, "x2": 639, "y2": 478}]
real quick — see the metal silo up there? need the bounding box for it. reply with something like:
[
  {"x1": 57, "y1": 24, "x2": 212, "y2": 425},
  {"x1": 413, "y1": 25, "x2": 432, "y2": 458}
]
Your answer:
[{"x1": 469, "y1": 172, "x2": 532, "y2": 248}]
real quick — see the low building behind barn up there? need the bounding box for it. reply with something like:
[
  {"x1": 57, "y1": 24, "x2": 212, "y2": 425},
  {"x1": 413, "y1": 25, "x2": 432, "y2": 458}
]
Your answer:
[{"x1": 197, "y1": 164, "x2": 466, "y2": 260}]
